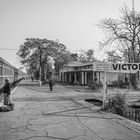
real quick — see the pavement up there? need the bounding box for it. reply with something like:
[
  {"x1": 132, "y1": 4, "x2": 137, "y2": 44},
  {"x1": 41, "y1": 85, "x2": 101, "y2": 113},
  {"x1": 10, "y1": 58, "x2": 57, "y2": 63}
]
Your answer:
[{"x1": 0, "y1": 80, "x2": 140, "y2": 140}]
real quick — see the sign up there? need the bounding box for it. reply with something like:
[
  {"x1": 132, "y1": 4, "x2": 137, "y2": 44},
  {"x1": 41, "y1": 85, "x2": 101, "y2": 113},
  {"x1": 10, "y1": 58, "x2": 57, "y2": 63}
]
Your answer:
[
  {"x1": 93, "y1": 63, "x2": 110, "y2": 71},
  {"x1": 93, "y1": 63, "x2": 140, "y2": 72},
  {"x1": 94, "y1": 62, "x2": 140, "y2": 109},
  {"x1": 112, "y1": 63, "x2": 140, "y2": 71}
]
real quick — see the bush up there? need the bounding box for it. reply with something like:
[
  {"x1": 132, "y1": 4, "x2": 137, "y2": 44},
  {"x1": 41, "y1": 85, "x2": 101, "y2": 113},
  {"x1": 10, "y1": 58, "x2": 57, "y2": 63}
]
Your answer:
[
  {"x1": 105, "y1": 93, "x2": 126, "y2": 116},
  {"x1": 110, "y1": 80, "x2": 129, "y2": 88},
  {"x1": 88, "y1": 81, "x2": 101, "y2": 90},
  {"x1": 118, "y1": 80, "x2": 129, "y2": 88}
]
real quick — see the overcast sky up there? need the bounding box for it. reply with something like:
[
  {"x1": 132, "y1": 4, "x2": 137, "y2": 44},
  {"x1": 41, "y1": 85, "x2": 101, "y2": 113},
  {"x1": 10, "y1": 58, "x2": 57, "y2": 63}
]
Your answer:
[{"x1": 0, "y1": 0, "x2": 139, "y2": 68}]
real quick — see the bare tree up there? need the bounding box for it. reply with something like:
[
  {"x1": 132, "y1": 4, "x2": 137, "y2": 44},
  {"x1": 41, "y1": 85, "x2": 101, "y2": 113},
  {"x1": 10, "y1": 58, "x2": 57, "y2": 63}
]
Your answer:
[
  {"x1": 98, "y1": 6, "x2": 140, "y2": 88},
  {"x1": 105, "y1": 50, "x2": 122, "y2": 63}
]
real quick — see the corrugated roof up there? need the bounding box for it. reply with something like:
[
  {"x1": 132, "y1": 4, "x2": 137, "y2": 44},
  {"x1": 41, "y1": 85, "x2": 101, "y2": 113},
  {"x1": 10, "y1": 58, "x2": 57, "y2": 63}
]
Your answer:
[
  {"x1": 63, "y1": 61, "x2": 83, "y2": 67},
  {"x1": 63, "y1": 60, "x2": 103, "y2": 67}
]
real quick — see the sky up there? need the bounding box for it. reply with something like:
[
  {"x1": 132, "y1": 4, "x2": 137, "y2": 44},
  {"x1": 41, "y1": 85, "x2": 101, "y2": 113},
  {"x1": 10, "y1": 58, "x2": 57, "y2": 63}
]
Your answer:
[{"x1": 0, "y1": 0, "x2": 140, "y2": 68}]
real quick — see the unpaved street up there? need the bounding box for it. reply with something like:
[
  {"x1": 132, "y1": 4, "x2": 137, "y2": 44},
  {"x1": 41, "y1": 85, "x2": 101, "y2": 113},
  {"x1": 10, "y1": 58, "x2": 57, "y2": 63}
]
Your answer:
[{"x1": 0, "y1": 80, "x2": 140, "y2": 140}]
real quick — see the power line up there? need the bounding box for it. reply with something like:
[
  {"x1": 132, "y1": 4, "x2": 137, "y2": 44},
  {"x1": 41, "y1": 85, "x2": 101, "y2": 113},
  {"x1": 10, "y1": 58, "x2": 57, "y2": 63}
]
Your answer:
[
  {"x1": 0, "y1": 48, "x2": 107, "y2": 52},
  {"x1": 0, "y1": 48, "x2": 18, "y2": 50},
  {"x1": 67, "y1": 49, "x2": 106, "y2": 52}
]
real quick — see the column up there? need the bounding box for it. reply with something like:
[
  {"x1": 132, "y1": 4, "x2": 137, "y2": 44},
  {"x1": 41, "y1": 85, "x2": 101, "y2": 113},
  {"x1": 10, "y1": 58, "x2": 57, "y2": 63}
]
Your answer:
[
  {"x1": 81, "y1": 72, "x2": 84, "y2": 85},
  {"x1": 62, "y1": 72, "x2": 64, "y2": 82},
  {"x1": 93, "y1": 71, "x2": 94, "y2": 82},
  {"x1": 69, "y1": 73, "x2": 71, "y2": 83},
  {"x1": 65, "y1": 73, "x2": 67, "y2": 83},
  {"x1": 85, "y1": 72, "x2": 87, "y2": 85},
  {"x1": 74, "y1": 72, "x2": 77, "y2": 84}
]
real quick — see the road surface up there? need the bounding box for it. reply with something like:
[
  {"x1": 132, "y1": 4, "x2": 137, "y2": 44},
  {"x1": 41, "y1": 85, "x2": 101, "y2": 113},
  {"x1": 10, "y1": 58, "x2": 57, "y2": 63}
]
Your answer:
[{"x1": 0, "y1": 80, "x2": 140, "y2": 140}]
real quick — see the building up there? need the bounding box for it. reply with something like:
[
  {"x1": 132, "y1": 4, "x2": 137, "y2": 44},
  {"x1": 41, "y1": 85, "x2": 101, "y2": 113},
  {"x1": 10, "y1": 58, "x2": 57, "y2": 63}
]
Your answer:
[{"x1": 59, "y1": 61, "x2": 126, "y2": 86}]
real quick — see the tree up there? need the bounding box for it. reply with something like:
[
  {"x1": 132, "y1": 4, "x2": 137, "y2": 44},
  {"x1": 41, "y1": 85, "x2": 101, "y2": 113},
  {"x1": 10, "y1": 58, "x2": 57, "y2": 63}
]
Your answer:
[
  {"x1": 78, "y1": 49, "x2": 95, "y2": 62},
  {"x1": 86, "y1": 49, "x2": 95, "y2": 61},
  {"x1": 70, "y1": 53, "x2": 78, "y2": 61},
  {"x1": 105, "y1": 51, "x2": 122, "y2": 63},
  {"x1": 17, "y1": 38, "x2": 70, "y2": 81},
  {"x1": 98, "y1": 6, "x2": 140, "y2": 88},
  {"x1": 54, "y1": 50, "x2": 71, "y2": 73}
]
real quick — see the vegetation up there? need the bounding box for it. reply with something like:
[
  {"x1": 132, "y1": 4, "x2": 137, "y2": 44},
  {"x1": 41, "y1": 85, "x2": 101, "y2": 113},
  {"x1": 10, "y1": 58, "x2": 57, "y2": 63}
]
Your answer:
[
  {"x1": 98, "y1": 6, "x2": 140, "y2": 88},
  {"x1": 104, "y1": 92, "x2": 140, "y2": 122},
  {"x1": 17, "y1": 38, "x2": 96, "y2": 81},
  {"x1": 70, "y1": 49, "x2": 96, "y2": 62},
  {"x1": 105, "y1": 93, "x2": 126, "y2": 116},
  {"x1": 105, "y1": 51, "x2": 122, "y2": 63},
  {"x1": 17, "y1": 38, "x2": 70, "y2": 80},
  {"x1": 78, "y1": 49, "x2": 96, "y2": 62}
]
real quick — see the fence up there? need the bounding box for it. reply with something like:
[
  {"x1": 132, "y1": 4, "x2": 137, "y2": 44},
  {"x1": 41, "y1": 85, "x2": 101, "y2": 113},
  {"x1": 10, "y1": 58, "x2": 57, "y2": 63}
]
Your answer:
[{"x1": 123, "y1": 107, "x2": 140, "y2": 122}]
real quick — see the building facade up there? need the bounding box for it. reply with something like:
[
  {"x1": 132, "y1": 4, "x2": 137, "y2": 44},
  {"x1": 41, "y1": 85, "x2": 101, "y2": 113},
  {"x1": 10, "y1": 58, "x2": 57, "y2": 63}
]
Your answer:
[{"x1": 59, "y1": 61, "x2": 126, "y2": 86}]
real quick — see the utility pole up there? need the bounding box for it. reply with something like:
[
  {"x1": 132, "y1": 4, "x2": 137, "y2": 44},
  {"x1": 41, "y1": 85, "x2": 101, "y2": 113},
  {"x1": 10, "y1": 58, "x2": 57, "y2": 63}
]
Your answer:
[
  {"x1": 132, "y1": 0, "x2": 136, "y2": 62},
  {"x1": 132, "y1": 0, "x2": 134, "y2": 14},
  {"x1": 38, "y1": 46, "x2": 42, "y2": 86},
  {"x1": 39, "y1": 66, "x2": 42, "y2": 86}
]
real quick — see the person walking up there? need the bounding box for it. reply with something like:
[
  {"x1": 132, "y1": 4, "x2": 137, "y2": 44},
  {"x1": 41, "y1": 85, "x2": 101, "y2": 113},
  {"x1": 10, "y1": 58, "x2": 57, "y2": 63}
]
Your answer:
[
  {"x1": 2, "y1": 78, "x2": 12, "y2": 105},
  {"x1": 31, "y1": 76, "x2": 33, "y2": 81},
  {"x1": 49, "y1": 76, "x2": 54, "y2": 91}
]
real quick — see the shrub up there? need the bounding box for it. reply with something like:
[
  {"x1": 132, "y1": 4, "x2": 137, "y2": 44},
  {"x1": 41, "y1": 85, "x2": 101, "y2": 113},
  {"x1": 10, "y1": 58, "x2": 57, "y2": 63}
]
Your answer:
[
  {"x1": 105, "y1": 92, "x2": 126, "y2": 116},
  {"x1": 118, "y1": 80, "x2": 129, "y2": 88},
  {"x1": 88, "y1": 81, "x2": 101, "y2": 90}
]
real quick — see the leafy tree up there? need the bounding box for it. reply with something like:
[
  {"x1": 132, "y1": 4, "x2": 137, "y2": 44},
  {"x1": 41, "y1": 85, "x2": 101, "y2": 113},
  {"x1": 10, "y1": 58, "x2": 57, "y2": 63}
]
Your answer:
[
  {"x1": 54, "y1": 50, "x2": 71, "y2": 73},
  {"x1": 98, "y1": 6, "x2": 140, "y2": 88},
  {"x1": 86, "y1": 49, "x2": 95, "y2": 61},
  {"x1": 17, "y1": 38, "x2": 70, "y2": 80},
  {"x1": 78, "y1": 49, "x2": 95, "y2": 62},
  {"x1": 70, "y1": 53, "x2": 78, "y2": 61}
]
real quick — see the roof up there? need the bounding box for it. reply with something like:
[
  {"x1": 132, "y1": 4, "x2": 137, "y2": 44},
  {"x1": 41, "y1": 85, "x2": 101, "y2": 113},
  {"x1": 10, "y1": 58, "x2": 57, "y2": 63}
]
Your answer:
[
  {"x1": 63, "y1": 61, "x2": 83, "y2": 67},
  {"x1": 0, "y1": 56, "x2": 17, "y2": 69},
  {"x1": 63, "y1": 60, "x2": 104, "y2": 68}
]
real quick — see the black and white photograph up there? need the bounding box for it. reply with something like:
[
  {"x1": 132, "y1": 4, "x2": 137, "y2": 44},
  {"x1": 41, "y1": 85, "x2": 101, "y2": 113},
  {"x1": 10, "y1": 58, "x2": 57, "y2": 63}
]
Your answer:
[{"x1": 0, "y1": 0, "x2": 140, "y2": 139}]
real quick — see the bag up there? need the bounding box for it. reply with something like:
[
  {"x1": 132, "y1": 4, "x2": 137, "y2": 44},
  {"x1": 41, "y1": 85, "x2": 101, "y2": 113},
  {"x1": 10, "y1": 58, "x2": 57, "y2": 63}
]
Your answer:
[
  {"x1": 8, "y1": 103, "x2": 15, "y2": 111},
  {"x1": 0, "y1": 105, "x2": 11, "y2": 112},
  {"x1": 0, "y1": 103, "x2": 15, "y2": 112}
]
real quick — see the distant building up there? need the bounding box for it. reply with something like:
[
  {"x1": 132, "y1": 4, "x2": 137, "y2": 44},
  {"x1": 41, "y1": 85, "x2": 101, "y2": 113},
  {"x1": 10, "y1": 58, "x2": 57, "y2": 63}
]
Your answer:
[{"x1": 59, "y1": 61, "x2": 130, "y2": 86}]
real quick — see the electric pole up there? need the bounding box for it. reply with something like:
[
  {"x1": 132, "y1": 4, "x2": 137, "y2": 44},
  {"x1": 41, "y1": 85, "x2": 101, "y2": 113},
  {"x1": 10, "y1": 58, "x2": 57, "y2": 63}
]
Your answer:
[{"x1": 132, "y1": 0, "x2": 134, "y2": 14}]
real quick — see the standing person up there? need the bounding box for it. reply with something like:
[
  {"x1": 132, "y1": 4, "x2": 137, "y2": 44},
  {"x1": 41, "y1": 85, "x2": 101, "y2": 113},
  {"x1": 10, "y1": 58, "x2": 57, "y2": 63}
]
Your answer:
[
  {"x1": 2, "y1": 78, "x2": 12, "y2": 105},
  {"x1": 31, "y1": 76, "x2": 33, "y2": 81},
  {"x1": 49, "y1": 76, "x2": 54, "y2": 91}
]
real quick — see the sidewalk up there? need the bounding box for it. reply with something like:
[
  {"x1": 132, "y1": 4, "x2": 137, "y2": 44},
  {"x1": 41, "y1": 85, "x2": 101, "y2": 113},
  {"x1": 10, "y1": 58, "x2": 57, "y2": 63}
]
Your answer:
[{"x1": 0, "y1": 80, "x2": 140, "y2": 140}]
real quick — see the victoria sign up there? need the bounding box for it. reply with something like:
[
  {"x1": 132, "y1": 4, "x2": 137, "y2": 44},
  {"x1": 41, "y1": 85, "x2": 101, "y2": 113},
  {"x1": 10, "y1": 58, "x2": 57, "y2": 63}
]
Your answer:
[
  {"x1": 93, "y1": 63, "x2": 140, "y2": 72},
  {"x1": 112, "y1": 63, "x2": 140, "y2": 71}
]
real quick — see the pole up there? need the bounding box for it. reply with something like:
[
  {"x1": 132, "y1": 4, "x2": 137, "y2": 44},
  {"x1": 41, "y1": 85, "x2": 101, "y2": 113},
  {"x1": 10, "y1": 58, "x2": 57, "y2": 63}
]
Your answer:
[
  {"x1": 132, "y1": 0, "x2": 135, "y2": 26},
  {"x1": 132, "y1": 0, "x2": 134, "y2": 14},
  {"x1": 39, "y1": 66, "x2": 42, "y2": 86},
  {"x1": 103, "y1": 71, "x2": 107, "y2": 109},
  {"x1": 38, "y1": 46, "x2": 42, "y2": 86}
]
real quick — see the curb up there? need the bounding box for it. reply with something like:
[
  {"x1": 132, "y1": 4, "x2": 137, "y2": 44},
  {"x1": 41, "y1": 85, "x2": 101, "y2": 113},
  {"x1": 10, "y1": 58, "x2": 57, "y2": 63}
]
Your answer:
[{"x1": 74, "y1": 99, "x2": 140, "y2": 135}]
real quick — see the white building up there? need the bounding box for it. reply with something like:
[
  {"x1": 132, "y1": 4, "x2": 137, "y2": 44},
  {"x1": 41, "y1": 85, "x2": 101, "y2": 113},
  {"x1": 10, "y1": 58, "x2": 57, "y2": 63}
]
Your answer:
[{"x1": 59, "y1": 61, "x2": 128, "y2": 86}]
